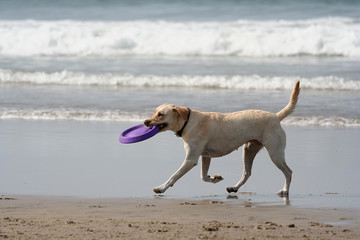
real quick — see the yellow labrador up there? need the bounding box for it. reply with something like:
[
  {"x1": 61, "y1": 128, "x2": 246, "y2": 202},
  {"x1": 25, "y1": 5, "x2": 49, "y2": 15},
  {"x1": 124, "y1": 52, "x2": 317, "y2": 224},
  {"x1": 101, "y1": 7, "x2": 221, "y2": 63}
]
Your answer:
[{"x1": 144, "y1": 81, "x2": 300, "y2": 196}]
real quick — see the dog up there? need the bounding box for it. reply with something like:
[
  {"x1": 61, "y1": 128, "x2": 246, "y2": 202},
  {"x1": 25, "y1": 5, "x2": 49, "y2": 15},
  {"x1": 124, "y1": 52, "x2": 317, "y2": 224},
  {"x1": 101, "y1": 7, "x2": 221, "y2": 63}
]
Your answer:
[{"x1": 144, "y1": 81, "x2": 300, "y2": 197}]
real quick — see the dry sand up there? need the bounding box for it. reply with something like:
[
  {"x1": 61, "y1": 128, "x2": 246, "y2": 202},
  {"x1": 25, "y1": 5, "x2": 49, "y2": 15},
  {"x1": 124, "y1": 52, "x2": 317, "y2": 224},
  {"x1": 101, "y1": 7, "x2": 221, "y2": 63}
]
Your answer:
[{"x1": 1, "y1": 195, "x2": 359, "y2": 240}]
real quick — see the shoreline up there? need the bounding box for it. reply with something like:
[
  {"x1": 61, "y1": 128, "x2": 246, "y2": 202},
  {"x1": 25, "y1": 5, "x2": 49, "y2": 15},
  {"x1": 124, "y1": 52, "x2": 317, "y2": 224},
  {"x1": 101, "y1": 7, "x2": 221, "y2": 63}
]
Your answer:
[
  {"x1": 1, "y1": 119, "x2": 360, "y2": 238},
  {"x1": 1, "y1": 195, "x2": 359, "y2": 239}
]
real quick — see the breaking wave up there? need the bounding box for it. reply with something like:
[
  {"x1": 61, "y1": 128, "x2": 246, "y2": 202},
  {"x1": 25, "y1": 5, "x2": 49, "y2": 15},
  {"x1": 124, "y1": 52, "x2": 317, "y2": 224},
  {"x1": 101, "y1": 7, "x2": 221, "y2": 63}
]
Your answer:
[
  {"x1": 1, "y1": 69, "x2": 359, "y2": 91},
  {"x1": 0, "y1": 108, "x2": 147, "y2": 122},
  {"x1": 0, "y1": 18, "x2": 359, "y2": 57},
  {"x1": 1, "y1": 108, "x2": 359, "y2": 127},
  {"x1": 282, "y1": 117, "x2": 360, "y2": 128}
]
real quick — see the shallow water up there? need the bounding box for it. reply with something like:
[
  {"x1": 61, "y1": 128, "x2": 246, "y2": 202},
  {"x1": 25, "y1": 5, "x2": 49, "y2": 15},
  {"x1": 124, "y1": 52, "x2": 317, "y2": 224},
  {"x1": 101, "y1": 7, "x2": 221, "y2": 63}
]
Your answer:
[{"x1": 1, "y1": 120, "x2": 359, "y2": 209}]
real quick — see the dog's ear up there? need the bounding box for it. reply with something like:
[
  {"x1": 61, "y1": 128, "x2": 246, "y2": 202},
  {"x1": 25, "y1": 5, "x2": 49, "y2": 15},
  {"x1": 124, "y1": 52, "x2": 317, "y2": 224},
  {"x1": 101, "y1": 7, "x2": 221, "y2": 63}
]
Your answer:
[{"x1": 172, "y1": 106, "x2": 189, "y2": 121}]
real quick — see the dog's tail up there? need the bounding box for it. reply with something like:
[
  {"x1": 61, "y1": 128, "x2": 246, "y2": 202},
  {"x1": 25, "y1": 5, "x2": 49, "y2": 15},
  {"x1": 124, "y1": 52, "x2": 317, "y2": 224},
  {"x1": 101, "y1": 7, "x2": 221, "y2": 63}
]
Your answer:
[{"x1": 276, "y1": 81, "x2": 300, "y2": 121}]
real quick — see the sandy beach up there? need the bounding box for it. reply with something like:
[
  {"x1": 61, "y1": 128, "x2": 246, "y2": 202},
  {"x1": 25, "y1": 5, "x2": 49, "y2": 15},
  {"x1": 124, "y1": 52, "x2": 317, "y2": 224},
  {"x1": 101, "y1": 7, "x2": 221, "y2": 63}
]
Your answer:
[{"x1": 1, "y1": 195, "x2": 359, "y2": 240}]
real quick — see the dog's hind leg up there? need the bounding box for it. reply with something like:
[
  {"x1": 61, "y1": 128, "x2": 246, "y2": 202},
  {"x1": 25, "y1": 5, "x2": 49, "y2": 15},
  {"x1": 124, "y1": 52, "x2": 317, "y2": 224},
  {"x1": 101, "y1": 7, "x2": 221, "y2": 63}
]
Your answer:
[
  {"x1": 227, "y1": 140, "x2": 263, "y2": 193},
  {"x1": 265, "y1": 131, "x2": 292, "y2": 197},
  {"x1": 201, "y1": 156, "x2": 224, "y2": 183}
]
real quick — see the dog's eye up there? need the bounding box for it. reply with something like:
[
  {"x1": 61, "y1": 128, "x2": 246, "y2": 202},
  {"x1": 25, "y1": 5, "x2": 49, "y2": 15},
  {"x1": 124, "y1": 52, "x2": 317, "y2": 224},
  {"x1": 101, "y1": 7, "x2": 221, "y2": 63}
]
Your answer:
[{"x1": 157, "y1": 112, "x2": 164, "y2": 117}]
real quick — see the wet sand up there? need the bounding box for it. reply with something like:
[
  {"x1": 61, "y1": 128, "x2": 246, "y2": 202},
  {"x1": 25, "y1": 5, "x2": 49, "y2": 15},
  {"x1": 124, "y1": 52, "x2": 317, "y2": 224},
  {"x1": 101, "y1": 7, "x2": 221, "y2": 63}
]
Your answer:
[{"x1": 1, "y1": 195, "x2": 359, "y2": 240}]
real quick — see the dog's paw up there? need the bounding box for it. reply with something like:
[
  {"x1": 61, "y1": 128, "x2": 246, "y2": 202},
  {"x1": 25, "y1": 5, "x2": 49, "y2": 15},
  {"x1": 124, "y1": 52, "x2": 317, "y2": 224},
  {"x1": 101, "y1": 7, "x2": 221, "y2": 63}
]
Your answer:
[
  {"x1": 153, "y1": 186, "x2": 166, "y2": 194},
  {"x1": 277, "y1": 189, "x2": 289, "y2": 197},
  {"x1": 212, "y1": 174, "x2": 224, "y2": 183},
  {"x1": 226, "y1": 187, "x2": 238, "y2": 193}
]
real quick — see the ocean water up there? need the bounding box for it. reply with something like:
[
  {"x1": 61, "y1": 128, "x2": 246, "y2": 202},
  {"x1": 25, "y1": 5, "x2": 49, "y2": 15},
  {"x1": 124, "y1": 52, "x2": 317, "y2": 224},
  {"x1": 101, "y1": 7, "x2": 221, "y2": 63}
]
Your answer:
[
  {"x1": 1, "y1": 1, "x2": 360, "y2": 204},
  {"x1": 1, "y1": 120, "x2": 360, "y2": 207},
  {"x1": 0, "y1": 0, "x2": 359, "y2": 127}
]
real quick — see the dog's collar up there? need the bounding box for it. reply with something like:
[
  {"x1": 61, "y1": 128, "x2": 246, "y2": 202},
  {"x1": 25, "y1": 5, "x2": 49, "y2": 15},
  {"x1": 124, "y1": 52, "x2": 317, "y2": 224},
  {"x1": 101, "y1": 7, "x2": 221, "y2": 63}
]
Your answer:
[{"x1": 175, "y1": 108, "x2": 191, "y2": 138}]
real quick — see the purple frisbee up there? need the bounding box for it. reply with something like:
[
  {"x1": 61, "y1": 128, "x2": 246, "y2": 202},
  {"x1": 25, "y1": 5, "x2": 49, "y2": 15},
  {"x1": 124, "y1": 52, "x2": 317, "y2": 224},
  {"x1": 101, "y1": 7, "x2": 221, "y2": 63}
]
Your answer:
[{"x1": 119, "y1": 124, "x2": 159, "y2": 144}]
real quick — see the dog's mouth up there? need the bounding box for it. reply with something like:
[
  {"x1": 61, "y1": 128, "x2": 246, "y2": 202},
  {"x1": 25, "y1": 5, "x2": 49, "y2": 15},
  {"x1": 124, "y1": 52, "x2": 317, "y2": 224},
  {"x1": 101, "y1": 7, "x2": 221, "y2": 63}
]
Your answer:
[
  {"x1": 144, "y1": 119, "x2": 168, "y2": 131},
  {"x1": 157, "y1": 123, "x2": 168, "y2": 130}
]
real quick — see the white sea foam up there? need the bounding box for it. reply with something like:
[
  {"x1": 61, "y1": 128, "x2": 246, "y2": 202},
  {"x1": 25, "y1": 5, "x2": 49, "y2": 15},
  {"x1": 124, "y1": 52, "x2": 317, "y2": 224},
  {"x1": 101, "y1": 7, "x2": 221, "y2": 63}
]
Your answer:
[
  {"x1": 0, "y1": 18, "x2": 359, "y2": 57},
  {"x1": 1, "y1": 69, "x2": 359, "y2": 91},
  {"x1": 282, "y1": 117, "x2": 360, "y2": 128},
  {"x1": 0, "y1": 108, "x2": 146, "y2": 122},
  {"x1": 1, "y1": 108, "x2": 359, "y2": 127}
]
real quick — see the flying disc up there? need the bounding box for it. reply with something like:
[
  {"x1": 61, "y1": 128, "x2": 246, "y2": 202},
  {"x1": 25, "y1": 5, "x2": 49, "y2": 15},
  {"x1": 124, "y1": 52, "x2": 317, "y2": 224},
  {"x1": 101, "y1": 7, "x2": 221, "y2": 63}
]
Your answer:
[{"x1": 119, "y1": 124, "x2": 159, "y2": 144}]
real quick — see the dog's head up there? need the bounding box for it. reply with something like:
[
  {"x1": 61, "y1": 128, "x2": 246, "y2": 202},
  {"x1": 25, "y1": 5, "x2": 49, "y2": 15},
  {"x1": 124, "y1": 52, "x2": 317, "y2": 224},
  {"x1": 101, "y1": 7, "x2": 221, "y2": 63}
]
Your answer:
[{"x1": 144, "y1": 104, "x2": 189, "y2": 133}]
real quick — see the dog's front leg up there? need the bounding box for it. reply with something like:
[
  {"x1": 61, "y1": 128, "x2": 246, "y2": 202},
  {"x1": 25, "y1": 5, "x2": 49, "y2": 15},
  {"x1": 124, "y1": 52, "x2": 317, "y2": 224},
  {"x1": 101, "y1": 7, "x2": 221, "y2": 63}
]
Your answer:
[
  {"x1": 201, "y1": 156, "x2": 224, "y2": 183},
  {"x1": 153, "y1": 158, "x2": 198, "y2": 194},
  {"x1": 153, "y1": 143, "x2": 201, "y2": 194}
]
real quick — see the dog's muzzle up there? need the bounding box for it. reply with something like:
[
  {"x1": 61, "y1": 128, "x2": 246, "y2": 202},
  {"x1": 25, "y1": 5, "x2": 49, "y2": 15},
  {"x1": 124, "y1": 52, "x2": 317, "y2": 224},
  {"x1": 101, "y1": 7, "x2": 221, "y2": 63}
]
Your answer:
[
  {"x1": 157, "y1": 123, "x2": 168, "y2": 130},
  {"x1": 144, "y1": 119, "x2": 151, "y2": 127},
  {"x1": 144, "y1": 120, "x2": 168, "y2": 130}
]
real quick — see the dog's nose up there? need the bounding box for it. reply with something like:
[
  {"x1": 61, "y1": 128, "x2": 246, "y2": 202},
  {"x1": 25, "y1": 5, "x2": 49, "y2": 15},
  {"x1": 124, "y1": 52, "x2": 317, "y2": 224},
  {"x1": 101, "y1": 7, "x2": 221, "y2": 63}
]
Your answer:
[{"x1": 144, "y1": 119, "x2": 150, "y2": 127}]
